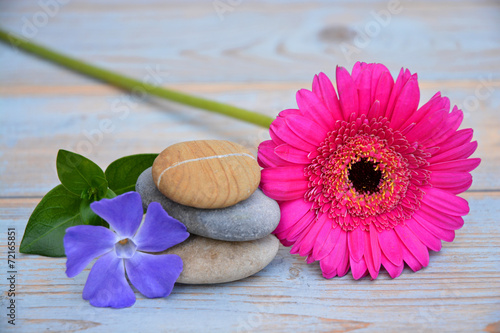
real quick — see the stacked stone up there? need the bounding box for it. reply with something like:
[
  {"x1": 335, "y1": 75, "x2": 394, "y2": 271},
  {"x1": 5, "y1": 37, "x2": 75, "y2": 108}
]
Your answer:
[{"x1": 136, "y1": 140, "x2": 281, "y2": 284}]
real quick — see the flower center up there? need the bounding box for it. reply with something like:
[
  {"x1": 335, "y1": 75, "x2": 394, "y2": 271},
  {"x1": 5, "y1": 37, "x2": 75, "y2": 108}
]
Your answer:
[
  {"x1": 348, "y1": 158, "x2": 382, "y2": 194},
  {"x1": 114, "y1": 238, "x2": 137, "y2": 259},
  {"x1": 304, "y1": 116, "x2": 427, "y2": 232}
]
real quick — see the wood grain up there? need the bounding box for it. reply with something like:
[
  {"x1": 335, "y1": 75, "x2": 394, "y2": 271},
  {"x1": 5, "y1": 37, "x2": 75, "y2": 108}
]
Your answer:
[
  {"x1": 1, "y1": 0, "x2": 499, "y2": 332},
  {"x1": 152, "y1": 140, "x2": 260, "y2": 209}
]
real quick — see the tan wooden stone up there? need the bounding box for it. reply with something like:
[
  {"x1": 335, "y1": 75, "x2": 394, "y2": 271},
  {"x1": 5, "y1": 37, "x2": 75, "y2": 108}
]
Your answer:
[{"x1": 152, "y1": 140, "x2": 261, "y2": 209}]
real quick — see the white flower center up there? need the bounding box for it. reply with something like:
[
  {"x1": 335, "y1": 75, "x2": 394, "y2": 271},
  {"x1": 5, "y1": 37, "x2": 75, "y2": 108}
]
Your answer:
[{"x1": 114, "y1": 238, "x2": 137, "y2": 259}]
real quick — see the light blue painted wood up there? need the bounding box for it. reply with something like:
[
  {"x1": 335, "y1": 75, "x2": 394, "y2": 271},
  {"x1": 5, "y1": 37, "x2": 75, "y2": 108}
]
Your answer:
[
  {"x1": 0, "y1": 194, "x2": 499, "y2": 332},
  {"x1": 0, "y1": 0, "x2": 499, "y2": 332},
  {"x1": 0, "y1": 84, "x2": 493, "y2": 196},
  {"x1": 0, "y1": 1, "x2": 499, "y2": 85}
]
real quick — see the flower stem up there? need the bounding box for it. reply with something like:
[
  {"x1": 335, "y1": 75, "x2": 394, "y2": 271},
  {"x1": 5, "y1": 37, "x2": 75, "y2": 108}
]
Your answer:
[{"x1": 0, "y1": 28, "x2": 274, "y2": 128}]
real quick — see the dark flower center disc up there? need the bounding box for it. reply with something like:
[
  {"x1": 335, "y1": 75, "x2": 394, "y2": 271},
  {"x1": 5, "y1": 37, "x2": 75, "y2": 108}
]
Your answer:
[{"x1": 348, "y1": 158, "x2": 382, "y2": 194}]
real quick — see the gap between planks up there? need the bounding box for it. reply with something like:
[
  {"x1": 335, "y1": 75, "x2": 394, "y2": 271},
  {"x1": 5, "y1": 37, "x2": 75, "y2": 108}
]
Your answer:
[
  {"x1": 0, "y1": 190, "x2": 499, "y2": 204},
  {"x1": 1, "y1": 79, "x2": 500, "y2": 96}
]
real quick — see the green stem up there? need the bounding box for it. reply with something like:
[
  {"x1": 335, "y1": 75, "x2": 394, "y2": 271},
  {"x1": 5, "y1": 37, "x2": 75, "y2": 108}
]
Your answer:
[{"x1": 0, "y1": 27, "x2": 273, "y2": 128}]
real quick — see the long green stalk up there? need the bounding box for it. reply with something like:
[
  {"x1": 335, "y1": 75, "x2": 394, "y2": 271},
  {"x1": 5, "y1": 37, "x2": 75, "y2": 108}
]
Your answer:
[{"x1": 0, "y1": 28, "x2": 273, "y2": 128}]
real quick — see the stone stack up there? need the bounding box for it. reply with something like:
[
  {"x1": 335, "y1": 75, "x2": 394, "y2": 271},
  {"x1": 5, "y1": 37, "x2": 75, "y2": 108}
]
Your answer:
[{"x1": 136, "y1": 140, "x2": 281, "y2": 284}]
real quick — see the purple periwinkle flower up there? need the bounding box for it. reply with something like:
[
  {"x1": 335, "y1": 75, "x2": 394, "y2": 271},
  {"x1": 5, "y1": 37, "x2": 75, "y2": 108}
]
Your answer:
[{"x1": 64, "y1": 191, "x2": 189, "y2": 308}]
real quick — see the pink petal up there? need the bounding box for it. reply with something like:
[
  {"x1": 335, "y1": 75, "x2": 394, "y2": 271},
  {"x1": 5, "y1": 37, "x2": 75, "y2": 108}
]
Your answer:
[
  {"x1": 378, "y1": 229, "x2": 403, "y2": 266},
  {"x1": 257, "y1": 140, "x2": 287, "y2": 168},
  {"x1": 269, "y1": 120, "x2": 286, "y2": 146},
  {"x1": 406, "y1": 219, "x2": 442, "y2": 252},
  {"x1": 313, "y1": 223, "x2": 342, "y2": 260},
  {"x1": 363, "y1": 229, "x2": 380, "y2": 279},
  {"x1": 290, "y1": 221, "x2": 313, "y2": 254},
  {"x1": 286, "y1": 211, "x2": 316, "y2": 241},
  {"x1": 297, "y1": 214, "x2": 329, "y2": 257},
  {"x1": 320, "y1": 258, "x2": 337, "y2": 278},
  {"x1": 279, "y1": 108, "x2": 301, "y2": 117},
  {"x1": 336, "y1": 66, "x2": 359, "y2": 119},
  {"x1": 366, "y1": 100, "x2": 380, "y2": 120},
  {"x1": 275, "y1": 226, "x2": 293, "y2": 241},
  {"x1": 285, "y1": 114, "x2": 328, "y2": 146},
  {"x1": 413, "y1": 211, "x2": 456, "y2": 242},
  {"x1": 395, "y1": 224, "x2": 429, "y2": 267},
  {"x1": 348, "y1": 227, "x2": 365, "y2": 262},
  {"x1": 261, "y1": 165, "x2": 306, "y2": 183},
  {"x1": 336, "y1": 245, "x2": 351, "y2": 277},
  {"x1": 312, "y1": 220, "x2": 335, "y2": 260},
  {"x1": 419, "y1": 203, "x2": 465, "y2": 230},
  {"x1": 350, "y1": 61, "x2": 364, "y2": 81},
  {"x1": 274, "y1": 143, "x2": 311, "y2": 165},
  {"x1": 389, "y1": 75, "x2": 420, "y2": 130},
  {"x1": 399, "y1": 92, "x2": 444, "y2": 130},
  {"x1": 421, "y1": 187, "x2": 469, "y2": 216},
  {"x1": 370, "y1": 224, "x2": 381, "y2": 272},
  {"x1": 260, "y1": 180, "x2": 308, "y2": 201},
  {"x1": 320, "y1": 230, "x2": 348, "y2": 275},
  {"x1": 321, "y1": 270, "x2": 338, "y2": 279},
  {"x1": 274, "y1": 198, "x2": 312, "y2": 234},
  {"x1": 428, "y1": 141, "x2": 478, "y2": 164},
  {"x1": 400, "y1": 244, "x2": 423, "y2": 272},
  {"x1": 297, "y1": 88, "x2": 335, "y2": 129},
  {"x1": 373, "y1": 71, "x2": 394, "y2": 117},
  {"x1": 381, "y1": 252, "x2": 404, "y2": 278},
  {"x1": 258, "y1": 139, "x2": 276, "y2": 151},
  {"x1": 280, "y1": 239, "x2": 294, "y2": 247},
  {"x1": 431, "y1": 128, "x2": 473, "y2": 153},
  {"x1": 419, "y1": 114, "x2": 455, "y2": 148},
  {"x1": 429, "y1": 171, "x2": 473, "y2": 194},
  {"x1": 350, "y1": 256, "x2": 368, "y2": 280},
  {"x1": 426, "y1": 158, "x2": 481, "y2": 173},
  {"x1": 312, "y1": 72, "x2": 343, "y2": 121},
  {"x1": 369, "y1": 64, "x2": 391, "y2": 101},
  {"x1": 435, "y1": 128, "x2": 474, "y2": 155},
  {"x1": 354, "y1": 66, "x2": 373, "y2": 116},
  {"x1": 429, "y1": 107, "x2": 464, "y2": 147},
  {"x1": 404, "y1": 108, "x2": 447, "y2": 145},
  {"x1": 385, "y1": 68, "x2": 412, "y2": 120},
  {"x1": 270, "y1": 116, "x2": 317, "y2": 151},
  {"x1": 380, "y1": 253, "x2": 405, "y2": 279}
]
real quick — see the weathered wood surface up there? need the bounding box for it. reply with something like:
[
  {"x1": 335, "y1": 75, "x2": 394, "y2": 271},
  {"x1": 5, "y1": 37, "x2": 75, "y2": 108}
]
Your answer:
[{"x1": 0, "y1": 0, "x2": 499, "y2": 332}]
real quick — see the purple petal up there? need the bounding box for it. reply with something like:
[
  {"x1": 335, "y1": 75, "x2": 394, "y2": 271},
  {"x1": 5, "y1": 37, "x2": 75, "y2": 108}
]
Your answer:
[
  {"x1": 64, "y1": 225, "x2": 117, "y2": 278},
  {"x1": 125, "y1": 252, "x2": 183, "y2": 298},
  {"x1": 90, "y1": 192, "x2": 143, "y2": 238},
  {"x1": 82, "y1": 252, "x2": 135, "y2": 308},
  {"x1": 134, "y1": 202, "x2": 189, "y2": 252}
]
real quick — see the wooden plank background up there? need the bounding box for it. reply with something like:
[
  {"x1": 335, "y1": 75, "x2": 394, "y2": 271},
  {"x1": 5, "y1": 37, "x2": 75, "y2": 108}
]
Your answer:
[{"x1": 0, "y1": 0, "x2": 499, "y2": 332}]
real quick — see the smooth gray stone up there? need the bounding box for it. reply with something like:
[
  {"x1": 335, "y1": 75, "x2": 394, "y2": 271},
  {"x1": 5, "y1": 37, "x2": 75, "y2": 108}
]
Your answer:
[
  {"x1": 136, "y1": 167, "x2": 280, "y2": 241},
  {"x1": 162, "y1": 234, "x2": 280, "y2": 284}
]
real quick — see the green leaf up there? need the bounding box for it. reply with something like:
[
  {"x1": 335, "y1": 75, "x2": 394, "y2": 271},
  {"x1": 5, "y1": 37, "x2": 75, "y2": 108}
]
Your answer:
[
  {"x1": 104, "y1": 188, "x2": 117, "y2": 199},
  {"x1": 56, "y1": 149, "x2": 108, "y2": 199},
  {"x1": 20, "y1": 185, "x2": 83, "y2": 257},
  {"x1": 105, "y1": 153, "x2": 158, "y2": 195},
  {"x1": 80, "y1": 188, "x2": 116, "y2": 228}
]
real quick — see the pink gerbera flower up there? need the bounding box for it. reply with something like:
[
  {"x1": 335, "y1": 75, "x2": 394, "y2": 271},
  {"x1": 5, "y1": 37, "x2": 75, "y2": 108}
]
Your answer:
[{"x1": 258, "y1": 62, "x2": 480, "y2": 279}]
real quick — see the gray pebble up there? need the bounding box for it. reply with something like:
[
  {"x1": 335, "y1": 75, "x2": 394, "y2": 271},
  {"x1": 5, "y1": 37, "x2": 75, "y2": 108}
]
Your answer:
[
  {"x1": 162, "y1": 234, "x2": 280, "y2": 284},
  {"x1": 136, "y1": 167, "x2": 280, "y2": 241}
]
